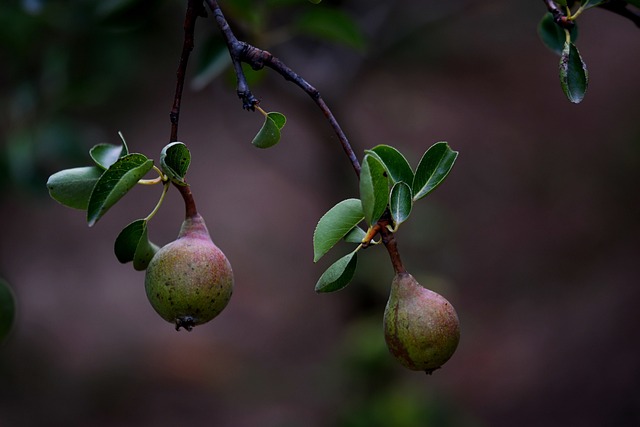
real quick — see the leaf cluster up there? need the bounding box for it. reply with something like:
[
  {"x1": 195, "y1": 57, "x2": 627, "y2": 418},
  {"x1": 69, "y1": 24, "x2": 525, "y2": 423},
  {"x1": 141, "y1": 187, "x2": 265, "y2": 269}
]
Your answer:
[
  {"x1": 47, "y1": 137, "x2": 192, "y2": 270},
  {"x1": 538, "y1": 0, "x2": 640, "y2": 103},
  {"x1": 313, "y1": 142, "x2": 458, "y2": 293}
]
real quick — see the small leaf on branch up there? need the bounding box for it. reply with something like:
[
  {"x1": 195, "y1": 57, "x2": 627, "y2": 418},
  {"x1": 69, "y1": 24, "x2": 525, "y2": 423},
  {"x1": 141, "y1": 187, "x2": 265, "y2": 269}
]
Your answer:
[
  {"x1": 390, "y1": 182, "x2": 413, "y2": 227},
  {"x1": 160, "y1": 142, "x2": 191, "y2": 185},
  {"x1": 412, "y1": 142, "x2": 458, "y2": 201},
  {"x1": 87, "y1": 153, "x2": 154, "y2": 227},
  {"x1": 315, "y1": 251, "x2": 358, "y2": 293},
  {"x1": 47, "y1": 166, "x2": 103, "y2": 210},
  {"x1": 114, "y1": 219, "x2": 160, "y2": 271},
  {"x1": 90, "y1": 143, "x2": 128, "y2": 170},
  {"x1": 538, "y1": 13, "x2": 578, "y2": 55},
  {"x1": 252, "y1": 112, "x2": 286, "y2": 149},
  {"x1": 360, "y1": 154, "x2": 389, "y2": 226},
  {"x1": 344, "y1": 226, "x2": 367, "y2": 243},
  {"x1": 367, "y1": 144, "x2": 414, "y2": 185},
  {"x1": 559, "y1": 41, "x2": 588, "y2": 104},
  {"x1": 313, "y1": 198, "x2": 365, "y2": 262}
]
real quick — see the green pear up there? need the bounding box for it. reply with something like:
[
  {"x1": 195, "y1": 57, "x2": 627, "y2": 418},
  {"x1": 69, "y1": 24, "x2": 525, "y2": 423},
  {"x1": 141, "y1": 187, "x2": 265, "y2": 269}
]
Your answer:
[
  {"x1": 383, "y1": 272, "x2": 460, "y2": 374},
  {"x1": 145, "y1": 213, "x2": 233, "y2": 331}
]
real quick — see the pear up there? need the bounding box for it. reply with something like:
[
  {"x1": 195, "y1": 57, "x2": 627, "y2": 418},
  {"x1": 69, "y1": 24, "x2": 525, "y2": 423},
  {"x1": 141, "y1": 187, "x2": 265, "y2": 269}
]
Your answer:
[
  {"x1": 144, "y1": 213, "x2": 233, "y2": 331},
  {"x1": 383, "y1": 272, "x2": 460, "y2": 374}
]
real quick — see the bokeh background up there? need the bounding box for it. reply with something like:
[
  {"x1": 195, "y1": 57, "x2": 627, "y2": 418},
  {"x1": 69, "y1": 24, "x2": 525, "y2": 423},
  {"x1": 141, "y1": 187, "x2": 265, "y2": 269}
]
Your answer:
[{"x1": 1, "y1": 0, "x2": 639, "y2": 426}]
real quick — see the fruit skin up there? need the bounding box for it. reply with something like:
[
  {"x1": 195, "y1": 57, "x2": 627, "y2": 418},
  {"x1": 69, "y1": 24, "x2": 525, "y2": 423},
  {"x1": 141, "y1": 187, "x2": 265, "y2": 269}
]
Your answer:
[
  {"x1": 383, "y1": 272, "x2": 460, "y2": 374},
  {"x1": 145, "y1": 213, "x2": 233, "y2": 331}
]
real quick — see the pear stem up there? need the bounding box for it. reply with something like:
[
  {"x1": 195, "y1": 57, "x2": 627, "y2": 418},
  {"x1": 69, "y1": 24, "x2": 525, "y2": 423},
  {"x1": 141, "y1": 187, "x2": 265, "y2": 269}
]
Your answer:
[
  {"x1": 176, "y1": 183, "x2": 198, "y2": 219},
  {"x1": 379, "y1": 221, "x2": 406, "y2": 275}
]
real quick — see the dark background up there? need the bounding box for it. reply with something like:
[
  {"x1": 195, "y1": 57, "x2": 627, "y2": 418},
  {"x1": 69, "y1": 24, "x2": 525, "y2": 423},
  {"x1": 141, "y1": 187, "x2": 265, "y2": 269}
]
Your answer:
[{"x1": 1, "y1": 1, "x2": 639, "y2": 426}]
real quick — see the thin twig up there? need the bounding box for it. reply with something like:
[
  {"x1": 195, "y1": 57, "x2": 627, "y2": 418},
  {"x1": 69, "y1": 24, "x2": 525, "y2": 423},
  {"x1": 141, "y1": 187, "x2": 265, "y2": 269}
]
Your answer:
[
  {"x1": 598, "y1": 0, "x2": 640, "y2": 28},
  {"x1": 170, "y1": 0, "x2": 206, "y2": 143},
  {"x1": 204, "y1": 0, "x2": 361, "y2": 178},
  {"x1": 542, "y1": 0, "x2": 576, "y2": 29}
]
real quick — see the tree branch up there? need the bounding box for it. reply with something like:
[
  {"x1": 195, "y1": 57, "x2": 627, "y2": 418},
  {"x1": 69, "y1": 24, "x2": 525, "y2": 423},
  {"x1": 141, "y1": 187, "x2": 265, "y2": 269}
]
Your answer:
[
  {"x1": 598, "y1": 0, "x2": 640, "y2": 28},
  {"x1": 204, "y1": 0, "x2": 361, "y2": 178},
  {"x1": 542, "y1": 0, "x2": 576, "y2": 29},
  {"x1": 170, "y1": 0, "x2": 206, "y2": 143}
]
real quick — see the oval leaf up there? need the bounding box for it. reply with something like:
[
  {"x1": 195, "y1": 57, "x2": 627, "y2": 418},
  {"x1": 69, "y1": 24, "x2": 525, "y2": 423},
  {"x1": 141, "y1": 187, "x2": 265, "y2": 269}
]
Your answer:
[
  {"x1": 390, "y1": 182, "x2": 413, "y2": 226},
  {"x1": 315, "y1": 251, "x2": 358, "y2": 293},
  {"x1": 560, "y1": 41, "x2": 588, "y2": 104},
  {"x1": 114, "y1": 219, "x2": 159, "y2": 271},
  {"x1": 412, "y1": 142, "x2": 458, "y2": 201},
  {"x1": 359, "y1": 154, "x2": 389, "y2": 226},
  {"x1": 344, "y1": 226, "x2": 366, "y2": 243},
  {"x1": 313, "y1": 198, "x2": 365, "y2": 262},
  {"x1": 90, "y1": 143, "x2": 127, "y2": 170},
  {"x1": 47, "y1": 166, "x2": 103, "y2": 210},
  {"x1": 268, "y1": 112, "x2": 286, "y2": 129},
  {"x1": 368, "y1": 144, "x2": 414, "y2": 185},
  {"x1": 87, "y1": 154, "x2": 154, "y2": 227},
  {"x1": 160, "y1": 142, "x2": 191, "y2": 185},
  {"x1": 538, "y1": 13, "x2": 578, "y2": 55},
  {"x1": 0, "y1": 278, "x2": 16, "y2": 344},
  {"x1": 252, "y1": 113, "x2": 286, "y2": 149}
]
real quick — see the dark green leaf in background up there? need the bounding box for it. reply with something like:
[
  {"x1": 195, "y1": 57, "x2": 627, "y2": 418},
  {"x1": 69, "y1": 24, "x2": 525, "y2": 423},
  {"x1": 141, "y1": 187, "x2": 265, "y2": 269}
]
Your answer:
[
  {"x1": 114, "y1": 219, "x2": 159, "y2": 271},
  {"x1": 313, "y1": 198, "x2": 365, "y2": 262},
  {"x1": 0, "y1": 278, "x2": 16, "y2": 344},
  {"x1": 87, "y1": 153, "x2": 153, "y2": 226},
  {"x1": 389, "y1": 182, "x2": 413, "y2": 227},
  {"x1": 368, "y1": 144, "x2": 414, "y2": 185},
  {"x1": 412, "y1": 142, "x2": 458, "y2": 201},
  {"x1": 47, "y1": 166, "x2": 103, "y2": 210},
  {"x1": 315, "y1": 251, "x2": 358, "y2": 293},
  {"x1": 560, "y1": 41, "x2": 588, "y2": 104},
  {"x1": 296, "y1": 7, "x2": 366, "y2": 50},
  {"x1": 538, "y1": 13, "x2": 578, "y2": 55},
  {"x1": 90, "y1": 143, "x2": 127, "y2": 170},
  {"x1": 360, "y1": 155, "x2": 389, "y2": 226},
  {"x1": 252, "y1": 112, "x2": 286, "y2": 148},
  {"x1": 160, "y1": 142, "x2": 190, "y2": 185}
]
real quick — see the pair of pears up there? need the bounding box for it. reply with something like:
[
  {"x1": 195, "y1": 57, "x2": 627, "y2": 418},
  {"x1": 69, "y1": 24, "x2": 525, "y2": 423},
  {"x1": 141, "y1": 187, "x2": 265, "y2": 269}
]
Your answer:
[{"x1": 144, "y1": 215, "x2": 459, "y2": 374}]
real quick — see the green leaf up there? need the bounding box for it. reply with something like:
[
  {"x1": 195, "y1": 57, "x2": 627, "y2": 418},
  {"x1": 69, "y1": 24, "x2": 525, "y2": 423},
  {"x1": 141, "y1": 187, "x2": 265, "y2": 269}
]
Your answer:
[
  {"x1": 344, "y1": 226, "x2": 366, "y2": 243},
  {"x1": 367, "y1": 144, "x2": 414, "y2": 185},
  {"x1": 252, "y1": 112, "x2": 286, "y2": 149},
  {"x1": 390, "y1": 182, "x2": 413, "y2": 226},
  {"x1": 412, "y1": 142, "x2": 458, "y2": 201},
  {"x1": 114, "y1": 219, "x2": 160, "y2": 271},
  {"x1": 315, "y1": 251, "x2": 358, "y2": 293},
  {"x1": 87, "y1": 153, "x2": 154, "y2": 227},
  {"x1": 360, "y1": 154, "x2": 389, "y2": 226},
  {"x1": 313, "y1": 198, "x2": 365, "y2": 262},
  {"x1": 160, "y1": 142, "x2": 191, "y2": 185},
  {"x1": 296, "y1": 7, "x2": 366, "y2": 50},
  {"x1": 560, "y1": 41, "x2": 588, "y2": 104},
  {"x1": 47, "y1": 166, "x2": 103, "y2": 210},
  {"x1": 0, "y1": 278, "x2": 16, "y2": 344},
  {"x1": 538, "y1": 13, "x2": 578, "y2": 55},
  {"x1": 90, "y1": 143, "x2": 127, "y2": 170},
  {"x1": 627, "y1": 0, "x2": 640, "y2": 7}
]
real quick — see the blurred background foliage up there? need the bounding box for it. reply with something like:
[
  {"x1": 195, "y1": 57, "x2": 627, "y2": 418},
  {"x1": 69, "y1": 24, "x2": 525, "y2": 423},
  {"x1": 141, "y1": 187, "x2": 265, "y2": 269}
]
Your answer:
[{"x1": 1, "y1": 0, "x2": 640, "y2": 426}]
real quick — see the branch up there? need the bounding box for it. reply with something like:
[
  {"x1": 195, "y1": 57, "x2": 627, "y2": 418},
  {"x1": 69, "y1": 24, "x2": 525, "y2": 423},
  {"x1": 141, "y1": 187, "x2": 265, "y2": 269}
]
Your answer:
[
  {"x1": 378, "y1": 212, "x2": 407, "y2": 275},
  {"x1": 542, "y1": 0, "x2": 576, "y2": 29},
  {"x1": 204, "y1": 0, "x2": 361, "y2": 178},
  {"x1": 598, "y1": 0, "x2": 640, "y2": 27},
  {"x1": 170, "y1": 0, "x2": 206, "y2": 143}
]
